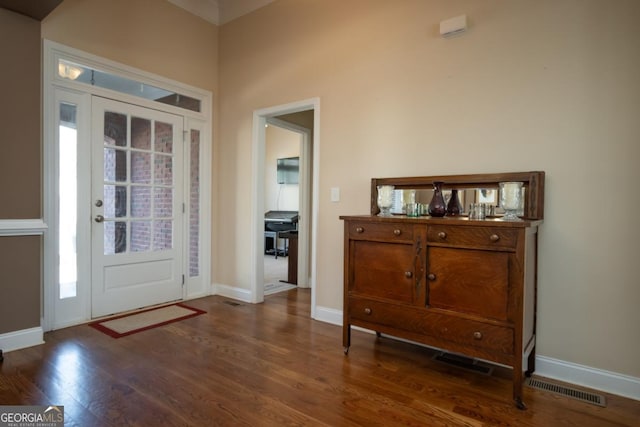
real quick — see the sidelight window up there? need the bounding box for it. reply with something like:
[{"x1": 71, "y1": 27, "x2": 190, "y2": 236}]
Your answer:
[{"x1": 58, "y1": 102, "x2": 78, "y2": 299}]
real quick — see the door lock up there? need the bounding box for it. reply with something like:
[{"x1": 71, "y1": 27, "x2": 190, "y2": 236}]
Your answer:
[{"x1": 95, "y1": 199, "x2": 103, "y2": 207}]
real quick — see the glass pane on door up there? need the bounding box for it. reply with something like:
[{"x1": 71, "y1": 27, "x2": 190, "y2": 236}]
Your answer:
[
  {"x1": 155, "y1": 121, "x2": 173, "y2": 153},
  {"x1": 104, "y1": 221, "x2": 127, "y2": 254},
  {"x1": 131, "y1": 186, "x2": 151, "y2": 217},
  {"x1": 131, "y1": 117, "x2": 151, "y2": 150},
  {"x1": 101, "y1": 110, "x2": 175, "y2": 256},
  {"x1": 104, "y1": 112, "x2": 127, "y2": 146},
  {"x1": 154, "y1": 220, "x2": 172, "y2": 250},
  {"x1": 131, "y1": 221, "x2": 151, "y2": 252},
  {"x1": 131, "y1": 152, "x2": 151, "y2": 183}
]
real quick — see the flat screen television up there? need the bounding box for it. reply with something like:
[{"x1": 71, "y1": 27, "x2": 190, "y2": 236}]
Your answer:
[{"x1": 277, "y1": 157, "x2": 299, "y2": 184}]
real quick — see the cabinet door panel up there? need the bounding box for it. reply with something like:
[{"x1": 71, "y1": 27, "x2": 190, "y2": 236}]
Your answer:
[
  {"x1": 428, "y1": 247, "x2": 509, "y2": 320},
  {"x1": 351, "y1": 241, "x2": 415, "y2": 303}
]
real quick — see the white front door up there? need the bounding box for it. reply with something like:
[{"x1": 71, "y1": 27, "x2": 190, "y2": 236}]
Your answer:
[{"x1": 91, "y1": 97, "x2": 184, "y2": 317}]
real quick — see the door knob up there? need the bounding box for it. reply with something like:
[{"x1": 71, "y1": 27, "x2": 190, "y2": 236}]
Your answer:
[{"x1": 94, "y1": 214, "x2": 104, "y2": 223}]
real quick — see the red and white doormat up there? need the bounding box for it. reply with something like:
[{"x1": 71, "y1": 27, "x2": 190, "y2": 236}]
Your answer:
[{"x1": 89, "y1": 303, "x2": 206, "y2": 338}]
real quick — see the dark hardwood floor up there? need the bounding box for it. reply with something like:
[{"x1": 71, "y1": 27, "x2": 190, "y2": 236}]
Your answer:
[{"x1": 1, "y1": 289, "x2": 638, "y2": 426}]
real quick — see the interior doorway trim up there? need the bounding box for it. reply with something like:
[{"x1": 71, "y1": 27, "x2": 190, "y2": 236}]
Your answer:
[{"x1": 251, "y1": 98, "x2": 320, "y2": 318}]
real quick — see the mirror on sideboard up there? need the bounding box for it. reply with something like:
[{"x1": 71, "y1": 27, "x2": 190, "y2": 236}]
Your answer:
[{"x1": 370, "y1": 171, "x2": 545, "y2": 220}]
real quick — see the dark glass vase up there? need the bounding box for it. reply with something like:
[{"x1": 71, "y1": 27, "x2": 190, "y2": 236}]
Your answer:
[
  {"x1": 446, "y1": 189, "x2": 462, "y2": 216},
  {"x1": 428, "y1": 181, "x2": 446, "y2": 217}
]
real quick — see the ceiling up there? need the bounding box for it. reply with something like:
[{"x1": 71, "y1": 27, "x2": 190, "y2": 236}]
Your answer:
[
  {"x1": 167, "y1": 0, "x2": 274, "y2": 25},
  {"x1": 0, "y1": 0, "x2": 63, "y2": 21},
  {"x1": 0, "y1": 0, "x2": 272, "y2": 25}
]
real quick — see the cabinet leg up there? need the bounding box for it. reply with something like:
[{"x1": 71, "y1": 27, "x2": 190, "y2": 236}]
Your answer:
[
  {"x1": 343, "y1": 324, "x2": 351, "y2": 355},
  {"x1": 525, "y1": 347, "x2": 536, "y2": 377},
  {"x1": 513, "y1": 367, "x2": 527, "y2": 410}
]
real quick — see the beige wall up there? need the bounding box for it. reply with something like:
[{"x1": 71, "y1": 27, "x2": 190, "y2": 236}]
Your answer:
[
  {"x1": 0, "y1": 236, "x2": 41, "y2": 334},
  {"x1": 0, "y1": 9, "x2": 41, "y2": 219},
  {"x1": 0, "y1": 10, "x2": 43, "y2": 335},
  {"x1": 4, "y1": 0, "x2": 638, "y2": 384},
  {"x1": 42, "y1": 0, "x2": 218, "y2": 93},
  {"x1": 219, "y1": 0, "x2": 640, "y2": 378}
]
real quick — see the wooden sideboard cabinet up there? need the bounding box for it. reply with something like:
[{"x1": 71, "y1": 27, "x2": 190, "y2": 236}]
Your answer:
[{"x1": 341, "y1": 172, "x2": 544, "y2": 409}]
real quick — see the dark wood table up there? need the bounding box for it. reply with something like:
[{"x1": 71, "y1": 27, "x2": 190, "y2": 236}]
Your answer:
[{"x1": 278, "y1": 231, "x2": 298, "y2": 285}]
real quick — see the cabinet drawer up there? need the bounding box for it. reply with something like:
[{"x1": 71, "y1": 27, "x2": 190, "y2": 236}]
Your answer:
[
  {"x1": 349, "y1": 297, "x2": 514, "y2": 355},
  {"x1": 349, "y1": 222, "x2": 413, "y2": 242},
  {"x1": 427, "y1": 225, "x2": 518, "y2": 249}
]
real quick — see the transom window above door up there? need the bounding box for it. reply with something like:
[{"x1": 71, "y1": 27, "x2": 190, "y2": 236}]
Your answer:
[{"x1": 58, "y1": 59, "x2": 202, "y2": 113}]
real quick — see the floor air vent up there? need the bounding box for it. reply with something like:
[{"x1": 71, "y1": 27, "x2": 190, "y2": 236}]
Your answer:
[
  {"x1": 432, "y1": 352, "x2": 493, "y2": 376},
  {"x1": 222, "y1": 300, "x2": 241, "y2": 306},
  {"x1": 525, "y1": 377, "x2": 606, "y2": 407}
]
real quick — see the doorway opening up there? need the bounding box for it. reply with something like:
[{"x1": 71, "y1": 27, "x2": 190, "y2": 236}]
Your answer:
[
  {"x1": 263, "y1": 122, "x2": 301, "y2": 295},
  {"x1": 251, "y1": 99, "x2": 319, "y2": 318}
]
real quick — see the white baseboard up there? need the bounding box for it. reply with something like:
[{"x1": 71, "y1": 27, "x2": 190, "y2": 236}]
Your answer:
[
  {"x1": 535, "y1": 355, "x2": 640, "y2": 401},
  {"x1": 0, "y1": 327, "x2": 44, "y2": 352},
  {"x1": 211, "y1": 283, "x2": 253, "y2": 303},
  {"x1": 312, "y1": 308, "x2": 640, "y2": 401},
  {"x1": 313, "y1": 305, "x2": 342, "y2": 325}
]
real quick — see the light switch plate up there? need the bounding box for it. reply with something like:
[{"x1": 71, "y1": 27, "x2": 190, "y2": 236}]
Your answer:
[{"x1": 331, "y1": 187, "x2": 340, "y2": 202}]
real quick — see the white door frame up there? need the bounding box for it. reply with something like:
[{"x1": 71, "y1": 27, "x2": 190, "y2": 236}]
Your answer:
[
  {"x1": 43, "y1": 40, "x2": 212, "y2": 330},
  {"x1": 251, "y1": 98, "x2": 320, "y2": 318}
]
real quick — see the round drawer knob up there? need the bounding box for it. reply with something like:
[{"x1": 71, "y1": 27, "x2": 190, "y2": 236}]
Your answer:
[
  {"x1": 355, "y1": 227, "x2": 364, "y2": 233},
  {"x1": 364, "y1": 307, "x2": 372, "y2": 315},
  {"x1": 405, "y1": 271, "x2": 413, "y2": 278},
  {"x1": 393, "y1": 229, "x2": 402, "y2": 236},
  {"x1": 427, "y1": 273, "x2": 436, "y2": 281},
  {"x1": 489, "y1": 234, "x2": 500, "y2": 242},
  {"x1": 437, "y1": 231, "x2": 447, "y2": 239},
  {"x1": 473, "y1": 331, "x2": 483, "y2": 340}
]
